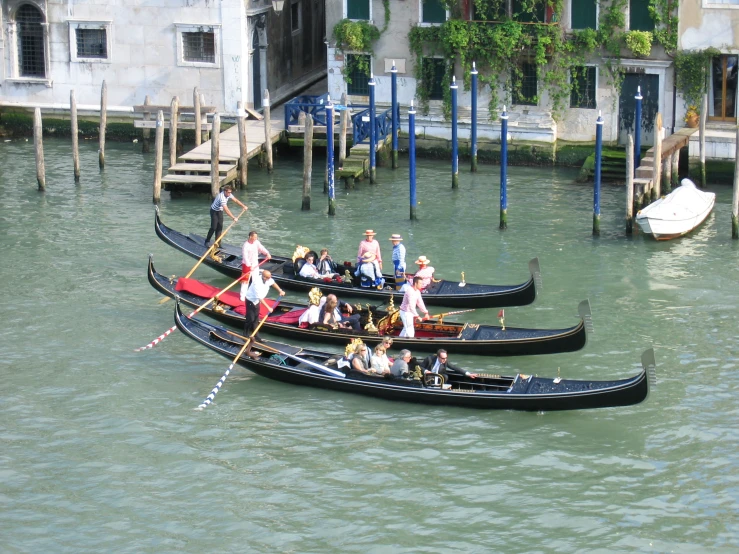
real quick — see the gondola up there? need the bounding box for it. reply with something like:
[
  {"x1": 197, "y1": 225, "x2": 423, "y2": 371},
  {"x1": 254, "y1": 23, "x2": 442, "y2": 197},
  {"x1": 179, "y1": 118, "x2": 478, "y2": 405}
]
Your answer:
[
  {"x1": 154, "y1": 208, "x2": 540, "y2": 308},
  {"x1": 174, "y1": 303, "x2": 655, "y2": 411},
  {"x1": 149, "y1": 256, "x2": 590, "y2": 356}
]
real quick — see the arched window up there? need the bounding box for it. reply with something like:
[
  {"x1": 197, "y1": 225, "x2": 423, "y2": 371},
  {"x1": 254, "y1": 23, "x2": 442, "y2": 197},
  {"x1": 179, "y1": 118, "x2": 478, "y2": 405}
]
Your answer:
[{"x1": 16, "y1": 4, "x2": 46, "y2": 77}]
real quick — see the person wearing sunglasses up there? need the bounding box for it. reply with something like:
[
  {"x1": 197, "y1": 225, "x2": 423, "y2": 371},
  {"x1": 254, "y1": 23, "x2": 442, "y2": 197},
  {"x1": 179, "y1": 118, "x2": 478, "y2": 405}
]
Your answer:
[{"x1": 420, "y1": 349, "x2": 477, "y2": 383}]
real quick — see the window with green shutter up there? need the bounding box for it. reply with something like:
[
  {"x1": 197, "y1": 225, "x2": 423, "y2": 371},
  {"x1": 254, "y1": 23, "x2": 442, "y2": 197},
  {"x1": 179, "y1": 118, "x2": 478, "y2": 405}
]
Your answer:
[
  {"x1": 571, "y1": 0, "x2": 597, "y2": 29},
  {"x1": 347, "y1": 0, "x2": 370, "y2": 20},
  {"x1": 423, "y1": 0, "x2": 447, "y2": 24},
  {"x1": 570, "y1": 66, "x2": 596, "y2": 108},
  {"x1": 629, "y1": 0, "x2": 654, "y2": 31}
]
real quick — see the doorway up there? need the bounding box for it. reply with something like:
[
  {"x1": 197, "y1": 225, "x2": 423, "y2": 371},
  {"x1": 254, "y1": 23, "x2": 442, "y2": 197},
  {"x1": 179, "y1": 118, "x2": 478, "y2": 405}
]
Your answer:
[
  {"x1": 709, "y1": 55, "x2": 738, "y2": 121},
  {"x1": 618, "y1": 73, "x2": 659, "y2": 146}
]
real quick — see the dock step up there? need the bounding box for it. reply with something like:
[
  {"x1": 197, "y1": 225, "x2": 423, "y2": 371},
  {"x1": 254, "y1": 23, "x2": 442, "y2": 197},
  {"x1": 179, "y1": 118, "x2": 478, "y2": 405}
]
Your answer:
[{"x1": 168, "y1": 162, "x2": 236, "y2": 175}]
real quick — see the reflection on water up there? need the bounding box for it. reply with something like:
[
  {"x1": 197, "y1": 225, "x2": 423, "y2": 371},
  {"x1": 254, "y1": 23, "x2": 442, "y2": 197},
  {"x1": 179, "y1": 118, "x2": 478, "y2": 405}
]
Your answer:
[{"x1": 0, "y1": 139, "x2": 738, "y2": 552}]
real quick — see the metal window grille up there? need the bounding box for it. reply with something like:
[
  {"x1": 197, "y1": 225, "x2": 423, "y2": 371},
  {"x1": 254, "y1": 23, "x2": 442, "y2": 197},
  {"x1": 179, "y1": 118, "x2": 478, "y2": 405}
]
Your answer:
[
  {"x1": 513, "y1": 63, "x2": 537, "y2": 106},
  {"x1": 76, "y1": 28, "x2": 107, "y2": 59},
  {"x1": 16, "y1": 4, "x2": 45, "y2": 77},
  {"x1": 183, "y1": 31, "x2": 215, "y2": 63},
  {"x1": 570, "y1": 67, "x2": 596, "y2": 109},
  {"x1": 347, "y1": 54, "x2": 370, "y2": 96},
  {"x1": 423, "y1": 58, "x2": 446, "y2": 101}
]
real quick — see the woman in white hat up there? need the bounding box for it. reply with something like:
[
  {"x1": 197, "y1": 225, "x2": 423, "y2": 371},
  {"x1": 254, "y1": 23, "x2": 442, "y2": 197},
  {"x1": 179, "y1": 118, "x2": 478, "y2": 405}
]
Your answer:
[
  {"x1": 412, "y1": 255, "x2": 436, "y2": 291},
  {"x1": 357, "y1": 229, "x2": 382, "y2": 270},
  {"x1": 355, "y1": 251, "x2": 385, "y2": 288}
]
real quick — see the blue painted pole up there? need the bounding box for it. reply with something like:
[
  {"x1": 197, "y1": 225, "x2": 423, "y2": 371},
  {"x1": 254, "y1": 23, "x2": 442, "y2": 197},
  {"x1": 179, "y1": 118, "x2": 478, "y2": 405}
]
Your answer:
[
  {"x1": 500, "y1": 105, "x2": 508, "y2": 230},
  {"x1": 634, "y1": 86, "x2": 642, "y2": 171},
  {"x1": 470, "y1": 62, "x2": 478, "y2": 172},
  {"x1": 391, "y1": 61, "x2": 398, "y2": 169},
  {"x1": 594, "y1": 111, "x2": 603, "y2": 236},
  {"x1": 326, "y1": 97, "x2": 336, "y2": 216},
  {"x1": 369, "y1": 73, "x2": 377, "y2": 184},
  {"x1": 451, "y1": 75, "x2": 459, "y2": 189},
  {"x1": 409, "y1": 101, "x2": 417, "y2": 221}
]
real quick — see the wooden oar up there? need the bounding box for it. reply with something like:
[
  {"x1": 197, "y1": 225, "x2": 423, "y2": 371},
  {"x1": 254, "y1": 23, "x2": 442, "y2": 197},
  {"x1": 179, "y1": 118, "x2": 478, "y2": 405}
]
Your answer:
[
  {"x1": 158, "y1": 206, "x2": 246, "y2": 304},
  {"x1": 135, "y1": 274, "x2": 244, "y2": 352},
  {"x1": 195, "y1": 301, "x2": 280, "y2": 410},
  {"x1": 428, "y1": 308, "x2": 475, "y2": 320}
]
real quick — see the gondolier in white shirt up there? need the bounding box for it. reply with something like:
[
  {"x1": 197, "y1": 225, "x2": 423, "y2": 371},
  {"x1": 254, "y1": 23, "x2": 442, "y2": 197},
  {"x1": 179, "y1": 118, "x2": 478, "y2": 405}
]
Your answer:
[
  {"x1": 398, "y1": 276, "x2": 430, "y2": 337},
  {"x1": 241, "y1": 269, "x2": 285, "y2": 358},
  {"x1": 241, "y1": 231, "x2": 271, "y2": 283},
  {"x1": 205, "y1": 184, "x2": 247, "y2": 247}
]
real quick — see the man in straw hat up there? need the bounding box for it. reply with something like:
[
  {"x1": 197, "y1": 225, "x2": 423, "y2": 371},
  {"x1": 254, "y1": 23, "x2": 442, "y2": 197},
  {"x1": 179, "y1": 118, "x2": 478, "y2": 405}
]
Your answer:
[
  {"x1": 355, "y1": 251, "x2": 385, "y2": 288},
  {"x1": 357, "y1": 229, "x2": 383, "y2": 270},
  {"x1": 411, "y1": 255, "x2": 437, "y2": 292},
  {"x1": 389, "y1": 233, "x2": 406, "y2": 290}
]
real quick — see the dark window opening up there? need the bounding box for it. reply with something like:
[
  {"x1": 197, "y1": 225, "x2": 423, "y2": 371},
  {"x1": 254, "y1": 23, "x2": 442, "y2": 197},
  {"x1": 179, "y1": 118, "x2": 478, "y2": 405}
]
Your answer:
[
  {"x1": 76, "y1": 28, "x2": 107, "y2": 59},
  {"x1": 183, "y1": 31, "x2": 215, "y2": 63},
  {"x1": 423, "y1": 0, "x2": 447, "y2": 24},
  {"x1": 346, "y1": 54, "x2": 371, "y2": 96},
  {"x1": 570, "y1": 66, "x2": 596, "y2": 109},
  {"x1": 422, "y1": 58, "x2": 447, "y2": 101},
  {"x1": 291, "y1": 1, "x2": 301, "y2": 32},
  {"x1": 513, "y1": 62, "x2": 538, "y2": 106},
  {"x1": 512, "y1": 0, "x2": 545, "y2": 23},
  {"x1": 16, "y1": 4, "x2": 46, "y2": 77}
]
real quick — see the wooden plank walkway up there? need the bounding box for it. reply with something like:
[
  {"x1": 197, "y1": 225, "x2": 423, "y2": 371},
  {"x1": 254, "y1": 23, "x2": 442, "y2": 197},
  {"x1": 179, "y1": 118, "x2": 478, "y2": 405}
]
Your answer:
[
  {"x1": 633, "y1": 127, "x2": 698, "y2": 195},
  {"x1": 162, "y1": 105, "x2": 285, "y2": 191}
]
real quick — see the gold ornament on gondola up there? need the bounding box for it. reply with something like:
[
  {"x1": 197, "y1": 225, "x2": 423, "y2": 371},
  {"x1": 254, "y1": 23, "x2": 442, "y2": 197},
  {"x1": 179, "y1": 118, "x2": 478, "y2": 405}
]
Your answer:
[
  {"x1": 364, "y1": 304, "x2": 378, "y2": 334},
  {"x1": 344, "y1": 337, "x2": 365, "y2": 357},
  {"x1": 292, "y1": 245, "x2": 311, "y2": 262},
  {"x1": 343, "y1": 269, "x2": 353, "y2": 283},
  {"x1": 212, "y1": 299, "x2": 227, "y2": 313},
  {"x1": 308, "y1": 287, "x2": 323, "y2": 306}
]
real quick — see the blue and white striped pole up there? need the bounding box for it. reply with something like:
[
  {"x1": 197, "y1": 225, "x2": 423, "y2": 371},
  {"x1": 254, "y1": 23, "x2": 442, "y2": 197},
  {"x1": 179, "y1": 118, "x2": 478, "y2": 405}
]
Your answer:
[
  {"x1": 451, "y1": 75, "x2": 459, "y2": 189},
  {"x1": 594, "y1": 111, "x2": 603, "y2": 236},
  {"x1": 391, "y1": 62, "x2": 399, "y2": 169},
  {"x1": 500, "y1": 105, "x2": 508, "y2": 230},
  {"x1": 634, "y1": 86, "x2": 642, "y2": 171},
  {"x1": 409, "y1": 100, "x2": 417, "y2": 221},
  {"x1": 369, "y1": 73, "x2": 377, "y2": 183},
  {"x1": 470, "y1": 62, "x2": 478, "y2": 172},
  {"x1": 327, "y1": 96, "x2": 336, "y2": 216}
]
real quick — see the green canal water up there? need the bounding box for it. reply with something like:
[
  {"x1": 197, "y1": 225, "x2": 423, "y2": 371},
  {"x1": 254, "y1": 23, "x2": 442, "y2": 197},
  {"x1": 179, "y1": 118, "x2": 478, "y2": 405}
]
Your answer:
[{"x1": 1, "y1": 138, "x2": 738, "y2": 552}]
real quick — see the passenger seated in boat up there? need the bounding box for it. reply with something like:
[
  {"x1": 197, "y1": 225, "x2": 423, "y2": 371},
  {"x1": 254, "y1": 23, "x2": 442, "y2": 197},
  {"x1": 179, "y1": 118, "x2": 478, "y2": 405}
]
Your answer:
[
  {"x1": 355, "y1": 251, "x2": 385, "y2": 289},
  {"x1": 317, "y1": 248, "x2": 338, "y2": 276},
  {"x1": 406, "y1": 256, "x2": 438, "y2": 292},
  {"x1": 421, "y1": 349, "x2": 477, "y2": 386},
  {"x1": 350, "y1": 342, "x2": 373, "y2": 375},
  {"x1": 298, "y1": 287, "x2": 323, "y2": 327},
  {"x1": 319, "y1": 294, "x2": 361, "y2": 330},
  {"x1": 389, "y1": 349, "x2": 413, "y2": 379},
  {"x1": 370, "y1": 344, "x2": 391, "y2": 376},
  {"x1": 298, "y1": 252, "x2": 322, "y2": 279}
]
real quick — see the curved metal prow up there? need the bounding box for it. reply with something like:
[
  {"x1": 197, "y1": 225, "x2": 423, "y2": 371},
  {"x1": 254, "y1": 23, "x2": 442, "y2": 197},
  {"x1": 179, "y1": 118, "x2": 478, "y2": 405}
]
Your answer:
[
  {"x1": 578, "y1": 299, "x2": 593, "y2": 333},
  {"x1": 528, "y1": 257, "x2": 542, "y2": 294},
  {"x1": 641, "y1": 348, "x2": 656, "y2": 400}
]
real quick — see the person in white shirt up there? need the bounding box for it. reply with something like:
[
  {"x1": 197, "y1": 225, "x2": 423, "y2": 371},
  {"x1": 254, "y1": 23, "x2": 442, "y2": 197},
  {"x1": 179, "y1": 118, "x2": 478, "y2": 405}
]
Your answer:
[
  {"x1": 241, "y1": 231, "x2": 271, "y2": 283},
  {"x1": 298, "y1": 253, "x2": 322, "y2": 279},
  {"x1": 242, "y1": 269, "x2": 285, "y2": 357},
  {"x1": 399, "y1": 276, "x2": 430, "y2": 337},
  {"x1": 298, "y1": 288, "x2": 323, "y2": 327}
]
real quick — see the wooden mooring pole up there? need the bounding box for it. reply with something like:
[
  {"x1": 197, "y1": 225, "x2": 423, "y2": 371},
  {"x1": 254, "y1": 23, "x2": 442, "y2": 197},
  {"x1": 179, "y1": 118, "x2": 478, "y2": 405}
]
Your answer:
[
  {"x1": 699, "y1": 93, "x2": 708, "y2": 187},
  {"x1": 301, "y1": 111, "x2": 313, "y2": 211},
  {"x1": 153, "y1": 110, "x2": 164, "y2": 203},
  {"x1": 263, "y1": 89, "x2": 274, "y2": 172},
  {"x1": 194, "y1": 87, "x2": 202, "y2": 147},
  {"x1": 70, "y1": 90, "x2": 80, "y2": 182},
  {"x1": 211, "y1": 113, "x2": 221, "y2": 199},
  {"x1": 237, "y1": 101, "x2": 248, "y2": 188},
  {"x1": 142, "y1": 95, "x2": 151, "y2": 154},
  {"x1": 201, "y1": 94, "x2": 210, "y2": 141},
  {"x1": 733, "y1": 127, "x2": 739, "y2": 239},
  {"x1": 33, "y1": 107, "x2": 46, "y2": 191},
  {"x1": 652, "y1": 113, "x2": 663, "y2": 201},
  {"x1": 169, "y1": 96, "x2": 179, "y2": 168},
  {"x1": 339, "y1": 93, "x2": 348, "y2": 170},
  {"x1": 99, "y1": 80, "x2": 107, "y2": 169},
  {"x1": 671, "y1": 150, "x2": 679, "y2": 188},
  {"x1": 626, "y1": 134, "x2": 634, "y2": 235}
]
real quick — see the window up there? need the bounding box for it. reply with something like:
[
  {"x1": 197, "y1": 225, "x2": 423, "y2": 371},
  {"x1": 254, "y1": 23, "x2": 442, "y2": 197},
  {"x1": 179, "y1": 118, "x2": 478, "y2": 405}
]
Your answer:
[
  {"x1": 175, "y1": 24, "x2": 221, "y2": 68},
  {"x1": 512, "y1": 62, "x2": 538, "y2": 106},
  {"x1": 629, "y1": 0, "x2": 654, "y2": 31},
  {"x1": 347, "y1": 0, "x2": 370, "y2": 20},
  {"x1": 570, "y1": 66, "x2": 596, "y2": 108},
  {"x1": 512, "y1": 0, "x2": 545, "y2": 22},
  {"x1": 571, "y1": 0, "x2": 597, "y2": 29},
  {"x1": 291, "y1": 0, "x2": 301, "y2": 33},
  {"x1": 422, "y1": 0, "x2": 447, "y2": 24},
  {"x1": 473, "y1": 0, "x2": 505, "y2": 21},
  {"x1": 422, "y1": 58, "x2": 446, "y2": 101},
  {"x1": 69, "y1": 22, "x2": 113, "y2": 62},
  {"x1": 347, "y1": 54, "x2": 371, "y2": 96},
  {"x1": 16, "y1": 4, "x2": 45, "y2": 77}
]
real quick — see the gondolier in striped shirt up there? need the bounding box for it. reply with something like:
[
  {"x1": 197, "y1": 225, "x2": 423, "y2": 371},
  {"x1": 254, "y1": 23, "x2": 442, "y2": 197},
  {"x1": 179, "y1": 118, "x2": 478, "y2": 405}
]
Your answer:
[
  {"x1": 399, "y1": 276, "x2": 430, "y2": 338},
  {"x1": 205, "y1": 185, "x2": 248, "y2": 247}
]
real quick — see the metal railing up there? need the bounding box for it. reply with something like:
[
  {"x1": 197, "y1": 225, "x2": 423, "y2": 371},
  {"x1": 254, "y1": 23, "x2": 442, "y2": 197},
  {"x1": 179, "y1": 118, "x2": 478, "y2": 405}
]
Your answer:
[{"x1": 283, "y1": 93, "x2": 330, "y2": 128}]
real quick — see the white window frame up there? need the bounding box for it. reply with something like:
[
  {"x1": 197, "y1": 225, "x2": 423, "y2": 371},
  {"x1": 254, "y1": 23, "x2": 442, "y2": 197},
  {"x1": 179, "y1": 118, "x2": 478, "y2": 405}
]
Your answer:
[
  {"x1": 343, "y1": 0, "x2": 373, "y2": 23},
  {"x1": 569, "y1": 0, "x2": 599, "y2": 30},
  {"x1": 175, "y1": 23, "x2": 221, "y2": 69},
  {"x1": 419, "y1": 0, "x2": 449, "y2": 26},
  {"x1": 68, "y1": 20, "x2": 113, "y2": 64},
  {"x1": 702, "y1": 0, "x2": 739, "y2": 8},
  {"x1": 569, "y1": 64, "x2": 598, "y2": 109}
]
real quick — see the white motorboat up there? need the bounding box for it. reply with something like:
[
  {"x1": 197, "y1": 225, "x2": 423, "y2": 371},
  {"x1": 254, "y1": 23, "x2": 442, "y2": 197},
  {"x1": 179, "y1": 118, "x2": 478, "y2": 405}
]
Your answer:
[{"x1": 635, "y1": 179, "x2": 715, "y2": 240}]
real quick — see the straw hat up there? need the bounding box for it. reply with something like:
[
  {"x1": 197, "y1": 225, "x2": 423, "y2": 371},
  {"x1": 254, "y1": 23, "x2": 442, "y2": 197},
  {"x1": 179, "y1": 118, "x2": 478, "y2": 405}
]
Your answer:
[
  {"x1": 414, "y1": 256, "x2": 431, "y2": 265},
  {"x1": 388, "y1": 234, "x2": 403, "y2": 241},
  {"x1": 364, "y1": 229, "x2": 376, "y2": 236},
  {"x1": 361, "y1": 251, "x2": 376, "y2": 262}
]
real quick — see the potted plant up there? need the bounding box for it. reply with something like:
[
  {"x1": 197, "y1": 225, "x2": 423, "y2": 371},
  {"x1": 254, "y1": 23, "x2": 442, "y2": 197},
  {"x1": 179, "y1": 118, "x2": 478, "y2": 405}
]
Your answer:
[{"x1": 684, "y1": 105, "x2": 699, "y2": 128}]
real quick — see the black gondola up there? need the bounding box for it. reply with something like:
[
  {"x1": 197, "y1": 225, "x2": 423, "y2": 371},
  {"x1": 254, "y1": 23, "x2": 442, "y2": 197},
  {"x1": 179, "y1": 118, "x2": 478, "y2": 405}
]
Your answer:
[
  {"x1": 155, "y1": 208, "x2": 540, "y2": 308},
  {"x1": 149, "y1": 256, "x2": 590, "y2": 356},
  {"x1": 174, "y1": 303, "x2": 655, "y2": 411}
]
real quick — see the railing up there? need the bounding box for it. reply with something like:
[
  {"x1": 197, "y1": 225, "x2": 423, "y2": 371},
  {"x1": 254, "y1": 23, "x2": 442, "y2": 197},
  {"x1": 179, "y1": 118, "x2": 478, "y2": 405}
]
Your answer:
[
  {"x1": 352, "y1": 106, "x2": 392, "y2": 146},
  {"x1": 283, "y1": 93, "x2": 331, "y2": 128}
]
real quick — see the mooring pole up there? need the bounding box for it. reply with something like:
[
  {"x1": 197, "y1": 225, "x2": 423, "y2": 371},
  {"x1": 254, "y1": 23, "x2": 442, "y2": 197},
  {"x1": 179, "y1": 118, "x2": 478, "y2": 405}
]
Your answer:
[
  {"x1": 99, "y1": 80, "x2": 107, "y2": 169},
  {"x1": 733, "y1": 126, "x2": 739, "y2": 239},
  {"x1": 327, "y1": 97, "x2": 336, "y2": 216},
  {"x1": 210, "y1": 112, "x2": 221, "y2": 199},
  {"x1": 263, "y1": 89, "x2": 274, "y2": 172},
  {"x1": 451, "y1": 75, "x2": 459, "y2": 189},
  {"x1": 142, "y1": 95, "x2": 151, "y2": 154},
  {"x1": 169, "y1": 96, "x2": 179, "y2": 168},
  {"x1": 237, "y1": 101, "x2": 248, "y2": 188},
  {"x1": 70, "y1": 90, "x2": 80, "y2": 182},
  {"x1": 153, "y1": 110, "x2": 164, "y2": 203},
  {"x1": 369, "y1": 73, "x2": 377, "y2": 184},
  {"x1": 652, "y1": 112, "x2": 663, "y2": 202},
  {"x1": 593, "y1": 111, "x2": 603, "y2": 236},
  {"x1": 626, "y1": 134, "x2": 635, "y2": 235},
  {"x1": 194, "y1": 87, "x2": 202, "y2": 147},
  {"x1": 339, "y1": 92, "x2": 348, "y2": 170},
  {"x1": 33, "y1": 107, "x2": 45, "y2": 191},
  {"x1": 700, "y1": 92, "x2": 708, "y2": 187},
  {"x1": 301, "y1": 111, "x2": 313, "y2": 211},
  {"x1": 409, "y1": 101, "x2": 417, "y2": 221},
  {"x1": 634, "y1": 86, "x2": 642, "y2": 171},
  {"x1": 500, "y1": 106, "x2": 508, "y2": 230},
  {"x1": 470, "y1": 62, "x2": 478, "y2": 173},
  {"x1": 391, "y1": 62, "x2": 399, "y2": 169}
]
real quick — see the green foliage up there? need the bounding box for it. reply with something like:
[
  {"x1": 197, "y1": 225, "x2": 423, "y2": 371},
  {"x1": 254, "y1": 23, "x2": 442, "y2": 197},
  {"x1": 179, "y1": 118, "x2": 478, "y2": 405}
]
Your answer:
[
  {"x1": 649, "y1": 0, "x2": 678, "y2": 53},
  {"x1": 624, "y1": 30, "x2": 653, "y2": 58},
  {"x1": 332, "y1": 19, "x2": 380, "y2": 52},
  {"x1": 674, "y1": 48, "x2": 720, "y2": 110}
]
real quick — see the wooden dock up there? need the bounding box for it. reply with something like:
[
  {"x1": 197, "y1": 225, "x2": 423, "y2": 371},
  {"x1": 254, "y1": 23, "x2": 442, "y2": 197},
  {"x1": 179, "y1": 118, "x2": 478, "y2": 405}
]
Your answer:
[{"x1": 632, "y1": 127, "x2": 698, "y2": 197}]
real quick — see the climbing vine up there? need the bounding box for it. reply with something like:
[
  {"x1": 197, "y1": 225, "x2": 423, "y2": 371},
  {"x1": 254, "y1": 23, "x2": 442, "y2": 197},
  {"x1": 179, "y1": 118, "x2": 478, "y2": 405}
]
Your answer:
[
  {"x1": 674, "y1": 47, "x2": 720, "y2": 111},
  {"x1": 332, "y1": 0, "x2": 392, "y2": 83}
]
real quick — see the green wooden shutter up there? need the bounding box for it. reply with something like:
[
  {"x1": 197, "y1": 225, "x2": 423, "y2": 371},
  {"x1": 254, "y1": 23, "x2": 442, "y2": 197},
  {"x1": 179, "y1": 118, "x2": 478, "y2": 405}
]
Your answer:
[
  {"x1": 423, "y1": 0, "x2": 447, "y2": 24},
  {"x1": 571, "y1": 0, "x2": 597, "y2": 30},
  {"x1": 629, "y1": 0, "x2": 654, "y2": 31},
  {"x1": 347, "y1": 0, "x2": 370, "y2": 20}
]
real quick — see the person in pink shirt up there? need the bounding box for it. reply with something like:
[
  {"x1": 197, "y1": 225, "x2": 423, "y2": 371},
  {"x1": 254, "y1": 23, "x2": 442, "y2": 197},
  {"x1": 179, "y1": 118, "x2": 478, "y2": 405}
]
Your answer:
[
  {"x1": 241, "y1": 231, "x2": 271, "y2": 283},
  {"x1": 411, "y1": 256, "x2": 437, "y2": 291},
  {"x1": 399, "y1": 276, "x2": 430, "y2": 337},
  {"x1": 357, "y1": 229, "x2": 382, "y2": 270}
]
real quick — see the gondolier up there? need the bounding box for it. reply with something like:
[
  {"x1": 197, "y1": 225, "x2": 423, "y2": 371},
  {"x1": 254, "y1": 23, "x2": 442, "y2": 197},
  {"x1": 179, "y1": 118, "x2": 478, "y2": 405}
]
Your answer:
[
  {"x1": 399, "y1": 276, "x2": 430, "y2": 337},
  {"x1": 241, "y1": 231, "x2": 271, "y2": 283},
  {"x1": 205, "y1": 185, "x2": 247, "y2": 247},
  {"x1": 242, "y1": 269, "x2": 285, "y2": 357}
]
